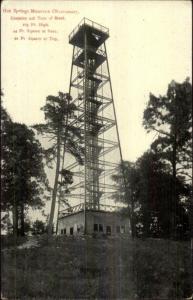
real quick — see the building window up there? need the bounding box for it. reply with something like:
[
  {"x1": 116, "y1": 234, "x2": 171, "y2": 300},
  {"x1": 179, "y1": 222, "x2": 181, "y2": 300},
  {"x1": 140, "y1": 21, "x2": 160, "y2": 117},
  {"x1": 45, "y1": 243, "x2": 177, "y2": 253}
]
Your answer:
[
  {"x1": 99, "y1": 224, "x2": 103, "y2": 232},
  {"x1": 61, "y1": 228, "x2": 66, "y2": 235},
  {"x1": 94, "y1": 224, "x2": 98, "y2": 232},
  {"x1": 70, "y1": 227, "x2": 73, "y2": 235},
  {"x1": 120, "y1": 225, "x2": 125, "y2": 234},
  {"x1": 106, "y1": 226, "x2": 111, "y2": 235},
  {"x1": 116, "y1": 226, "x2": 120, "y2": 233}
]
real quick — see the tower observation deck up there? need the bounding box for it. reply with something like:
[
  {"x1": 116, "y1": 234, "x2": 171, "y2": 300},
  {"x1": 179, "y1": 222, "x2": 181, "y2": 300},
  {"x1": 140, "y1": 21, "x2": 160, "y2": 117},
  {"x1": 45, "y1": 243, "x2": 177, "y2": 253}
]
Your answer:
[{"x1": 58, "y1": 18, "x2": 130, "y2": 236}]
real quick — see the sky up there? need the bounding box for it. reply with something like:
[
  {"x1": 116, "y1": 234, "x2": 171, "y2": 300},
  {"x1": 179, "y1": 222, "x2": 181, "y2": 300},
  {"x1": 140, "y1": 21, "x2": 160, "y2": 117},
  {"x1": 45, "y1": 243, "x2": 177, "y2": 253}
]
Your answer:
[{"x1": 2, "y1": 0, "x2": 192, "y2": 163}]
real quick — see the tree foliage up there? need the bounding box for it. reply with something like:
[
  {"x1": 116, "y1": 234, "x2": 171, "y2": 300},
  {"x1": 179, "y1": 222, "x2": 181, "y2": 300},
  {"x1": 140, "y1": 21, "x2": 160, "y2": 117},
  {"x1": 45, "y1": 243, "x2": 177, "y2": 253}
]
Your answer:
[
  {"x1": 33, "y1": 92, "x2": 84, "y2": 166},
  {"x1": 112, "y1": 161, "x2": 139, "y2": 238},
  {"x1": 113, "y1": 153, "x2": 191, "y2": 239},
  {"x1": 32, "y1": 220, "x2": 47, "y2": 235},
  {"x1": 1, "y1": 102, "x2": 48, "y2": 236},
  {"x1": 143, "y1": 78, "x2": 192, "y2": 180}
]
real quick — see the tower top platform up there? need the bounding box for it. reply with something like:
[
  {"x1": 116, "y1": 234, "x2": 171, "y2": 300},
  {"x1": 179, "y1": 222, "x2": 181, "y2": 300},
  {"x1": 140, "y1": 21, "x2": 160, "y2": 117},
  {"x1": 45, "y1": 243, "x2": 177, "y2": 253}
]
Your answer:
[{"x1": 69, "y1": 18, "x2": 109, "y2": 48}]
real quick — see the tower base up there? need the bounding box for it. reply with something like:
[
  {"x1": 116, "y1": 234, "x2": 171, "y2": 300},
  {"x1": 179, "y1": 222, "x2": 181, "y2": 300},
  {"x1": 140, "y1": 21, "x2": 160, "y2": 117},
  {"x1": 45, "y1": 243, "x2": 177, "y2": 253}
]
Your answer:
[{"x1": 58, "y1": 210, "x2": 130, "y2": 236}]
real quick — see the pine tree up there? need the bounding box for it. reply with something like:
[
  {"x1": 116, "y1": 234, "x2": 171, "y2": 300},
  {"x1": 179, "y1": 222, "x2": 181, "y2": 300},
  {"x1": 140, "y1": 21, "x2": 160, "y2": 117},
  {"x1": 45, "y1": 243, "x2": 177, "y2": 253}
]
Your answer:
[
  {"x1": 33, "y1": 92, "x2": 83, "y2": 235},
  {"x1": 143, "y1": 78, "x2": 192, "y2": 237},
  {"x1": 143, "y1": 78, "x2": 192, "y2": 182}
]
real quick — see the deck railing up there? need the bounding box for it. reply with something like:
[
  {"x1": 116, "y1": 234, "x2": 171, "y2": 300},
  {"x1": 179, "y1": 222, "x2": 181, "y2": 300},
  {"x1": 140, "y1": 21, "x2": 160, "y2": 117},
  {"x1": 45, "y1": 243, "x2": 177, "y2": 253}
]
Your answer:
[{"x1": 69, "y1": 17, "x2": 109, "y2": 42}]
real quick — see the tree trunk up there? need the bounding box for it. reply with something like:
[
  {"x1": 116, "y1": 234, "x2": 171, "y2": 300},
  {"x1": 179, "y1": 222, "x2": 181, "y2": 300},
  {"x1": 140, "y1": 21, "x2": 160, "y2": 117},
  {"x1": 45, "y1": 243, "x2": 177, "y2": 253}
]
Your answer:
[
  {"x1": 48, "y1": 131, "x2": 61, "y2": 235},
  {"x1": 130, "y1": 192, "x2": 136, "y2": 239},
  {"x1": 191, "y1": 93, "x2": 193, "y2": 294},
  {"x1": 20, "y1": 201, "x2": 25, "y2": 236},
  {"x1": 55, "y1": 197, "x2": 61, "y2": 235},
  {"x1": 12, "y1": 203, "x2": 18, "y2": 237},
  {"x1": 171, "y1": 131, "x2": 177, "y2": 239},
  {"x1": 55, "y1": 103, "x2": 70, "y2": 235}
]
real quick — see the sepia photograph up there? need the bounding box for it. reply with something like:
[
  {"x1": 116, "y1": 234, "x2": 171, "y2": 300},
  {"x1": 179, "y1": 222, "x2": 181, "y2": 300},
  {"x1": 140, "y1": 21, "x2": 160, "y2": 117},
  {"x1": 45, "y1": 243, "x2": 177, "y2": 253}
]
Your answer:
[{"x1": 1, "y1": 0, "x2": 192, "y2": 299}]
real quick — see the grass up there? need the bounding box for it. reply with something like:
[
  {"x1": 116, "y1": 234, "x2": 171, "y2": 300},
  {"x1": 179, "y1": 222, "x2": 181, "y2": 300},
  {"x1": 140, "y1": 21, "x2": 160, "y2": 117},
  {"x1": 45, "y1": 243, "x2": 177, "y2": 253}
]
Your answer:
[{"x1": 1, "y1": 235, "x2": 192, "y2": 299}]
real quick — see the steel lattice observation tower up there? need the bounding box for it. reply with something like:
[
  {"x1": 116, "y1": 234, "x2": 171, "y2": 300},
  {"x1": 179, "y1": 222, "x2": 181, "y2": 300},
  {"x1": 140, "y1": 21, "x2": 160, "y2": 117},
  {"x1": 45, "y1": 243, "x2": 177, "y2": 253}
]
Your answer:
[{"x1": 57, "y1": 18, "x2": 131, "y2": 236}]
